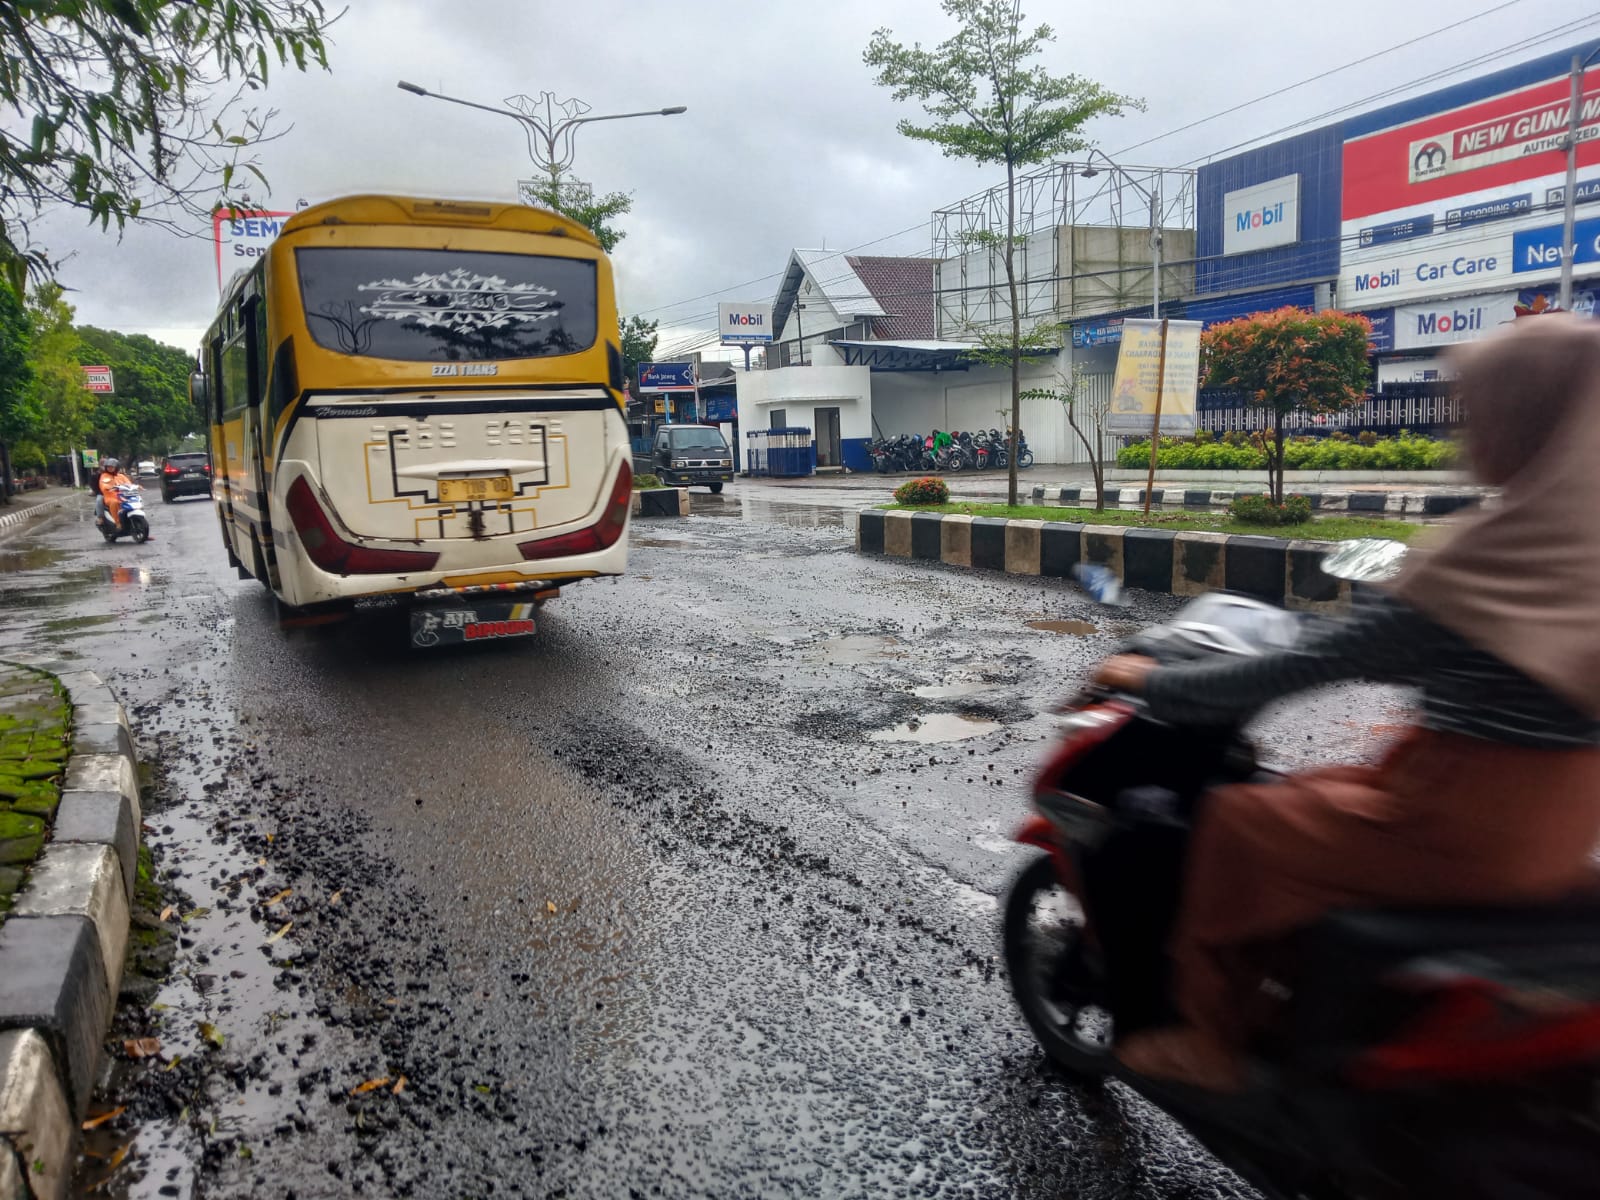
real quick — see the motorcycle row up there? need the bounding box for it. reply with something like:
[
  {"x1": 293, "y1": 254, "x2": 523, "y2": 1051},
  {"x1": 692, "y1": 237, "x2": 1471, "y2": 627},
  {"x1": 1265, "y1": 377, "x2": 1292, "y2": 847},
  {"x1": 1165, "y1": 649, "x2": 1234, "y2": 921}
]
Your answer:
[{"x1": 868, "y1": 428, "x2": 1034, "y2": 474}]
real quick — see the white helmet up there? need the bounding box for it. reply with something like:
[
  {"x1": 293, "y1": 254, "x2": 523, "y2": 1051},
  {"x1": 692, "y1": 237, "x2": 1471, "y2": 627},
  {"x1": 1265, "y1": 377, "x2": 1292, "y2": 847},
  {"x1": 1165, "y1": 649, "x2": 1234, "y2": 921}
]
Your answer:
[{"x1": 103, "y1": 458, "x2": 120, "y2": 471}]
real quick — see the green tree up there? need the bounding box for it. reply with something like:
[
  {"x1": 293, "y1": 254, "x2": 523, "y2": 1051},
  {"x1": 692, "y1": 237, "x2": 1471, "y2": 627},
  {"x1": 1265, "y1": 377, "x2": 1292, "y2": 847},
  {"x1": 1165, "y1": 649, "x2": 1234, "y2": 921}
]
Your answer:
[
  {"x1": 518, "y1": 177, "x2": 631, "y2": 254},
  {"x1": 0, "y1": 284, "x2": 36, "y2": 499},
  {"x1": 23, "y1": 285, "x2": 91, "y2": 464},
  {"x1": 0, "y1": 0, "x2": 335, "y2": 290},
  {"x1": 865, "y1": 0, "x2": 1138, "y2": 505},
  {"x1": 76, "y1": 326, "x2": 197, "y2": 457},
  {"x1": 620, "y1": 314, "x2": 659, "y2": 390},
  {"x1": 1202, "y1": 307, "x2": 1374, "y2": 504},
  {"x1": 1023, "y1": 360, "x2": 1110, "y2": 509}
]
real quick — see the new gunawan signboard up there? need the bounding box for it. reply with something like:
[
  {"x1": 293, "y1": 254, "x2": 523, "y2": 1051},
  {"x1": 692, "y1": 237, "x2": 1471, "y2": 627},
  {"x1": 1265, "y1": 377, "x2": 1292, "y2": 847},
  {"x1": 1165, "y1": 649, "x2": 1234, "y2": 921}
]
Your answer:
[{"x1": 1340, "y1": 52, "x2": 1600, "y2": 307}]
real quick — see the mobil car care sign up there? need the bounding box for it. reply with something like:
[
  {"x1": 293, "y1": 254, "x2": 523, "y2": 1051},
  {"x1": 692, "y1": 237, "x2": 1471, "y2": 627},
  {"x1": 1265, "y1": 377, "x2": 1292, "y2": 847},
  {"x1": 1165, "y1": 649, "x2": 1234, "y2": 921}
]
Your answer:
[
  {"x1": 213, "y1": 208, "x2": 295, "y2": 290},
  {"x1": 1340, "y1": 55, "x2": 1600, "y2": 307},
  {"x1": 1222, "y1": 175, "x2": 1300, "y2": 255}
]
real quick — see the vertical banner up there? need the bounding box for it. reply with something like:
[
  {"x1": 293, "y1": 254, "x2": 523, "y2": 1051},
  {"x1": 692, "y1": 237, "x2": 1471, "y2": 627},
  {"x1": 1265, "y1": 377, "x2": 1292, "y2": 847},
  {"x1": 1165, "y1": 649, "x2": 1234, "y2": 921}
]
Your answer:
[{"x1": 1105, "y1": 319, "x2": 1204, "y2": 435}]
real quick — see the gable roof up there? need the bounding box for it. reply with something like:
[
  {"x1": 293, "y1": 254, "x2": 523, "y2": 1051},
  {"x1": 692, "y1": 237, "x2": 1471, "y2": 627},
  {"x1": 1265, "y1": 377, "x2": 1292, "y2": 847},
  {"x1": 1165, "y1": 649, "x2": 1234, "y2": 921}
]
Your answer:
[
  {"x1": 770, "y1": 248, "x2": 887, "y2": 339},
  {"x1": 847, "y1": 255, "x2": 936, "y2": 340}
]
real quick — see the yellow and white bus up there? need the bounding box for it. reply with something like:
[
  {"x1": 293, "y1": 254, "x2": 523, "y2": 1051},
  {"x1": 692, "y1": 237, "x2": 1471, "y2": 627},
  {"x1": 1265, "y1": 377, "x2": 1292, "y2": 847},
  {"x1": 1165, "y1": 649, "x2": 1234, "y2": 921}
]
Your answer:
[{"x1": 194, "y1": 195, "x2": 632, "y2": 646}]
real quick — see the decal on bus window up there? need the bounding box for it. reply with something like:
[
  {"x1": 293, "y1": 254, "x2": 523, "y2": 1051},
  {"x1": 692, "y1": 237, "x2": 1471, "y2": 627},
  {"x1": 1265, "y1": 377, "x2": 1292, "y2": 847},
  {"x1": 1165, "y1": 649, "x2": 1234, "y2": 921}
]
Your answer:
[
  {"x1": 296, "y1": 248, "x2": 598, "y2": 362},
  {"x1": 358, "y1": 269, "x2": 559, "y2": 334}
]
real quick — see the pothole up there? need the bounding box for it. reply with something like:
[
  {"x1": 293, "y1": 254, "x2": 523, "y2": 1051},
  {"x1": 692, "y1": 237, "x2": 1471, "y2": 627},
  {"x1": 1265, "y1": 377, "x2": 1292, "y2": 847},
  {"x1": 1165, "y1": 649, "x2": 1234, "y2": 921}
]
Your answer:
[
  {"x1": 1024, "y1": 619, "x2": 1097, "y2": 635},
  {"x1": 868, "y1": 712, "x2": 998, "y2": 743},
  {"x1": 805, "y1": 635, "x2": 905, "y2": 664}
]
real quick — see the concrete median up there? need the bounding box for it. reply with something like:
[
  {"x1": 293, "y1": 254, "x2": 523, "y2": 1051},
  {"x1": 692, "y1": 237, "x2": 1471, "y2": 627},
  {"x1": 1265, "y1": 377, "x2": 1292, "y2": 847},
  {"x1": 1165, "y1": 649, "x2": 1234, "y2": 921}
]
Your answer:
[{"x1": 858, "y1": 511, "x2": 1350, "y2": 609}]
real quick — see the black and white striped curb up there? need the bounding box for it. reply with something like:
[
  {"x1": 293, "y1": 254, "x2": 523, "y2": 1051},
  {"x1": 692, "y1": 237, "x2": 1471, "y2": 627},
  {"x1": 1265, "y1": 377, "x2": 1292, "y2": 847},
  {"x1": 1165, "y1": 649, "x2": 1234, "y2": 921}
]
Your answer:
[
  {"x1": 0, "y1": 657, "x2": 139, "y2": 1200},
  {"x1": 0, "y1": 494, "x2": 81, "y2": 537},
  {"x1": 857, "y1": 510, "x2": 1355, "y2": 610},
  {"x1": 1029, "y1": 483, "x2": 1482, "y2": 516}
]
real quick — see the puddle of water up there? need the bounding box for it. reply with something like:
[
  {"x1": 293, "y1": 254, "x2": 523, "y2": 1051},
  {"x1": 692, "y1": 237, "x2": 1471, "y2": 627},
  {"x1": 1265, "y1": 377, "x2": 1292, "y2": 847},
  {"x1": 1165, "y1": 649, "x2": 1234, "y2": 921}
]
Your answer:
[
  {"x1": 868, "y1": 712, "x2": 998, "y2": 743},
  {"x1": 762, "y1": 624, "x2": 813, "y2": 646},
  {"x1": 631, "y1": 536, "x2": 693, "y2": 550},
  {"x1": 806, "y1": 634, "x2": 905, "y2": 664},
  {"x1": 1025, "y1": 619, "x2": 1098, "y2": 635},
  {"x1": 0, "y1": 546, "x2": 67, "y2": 571},
  {"x1": 42, "y1": 613, "x2": 119, "y2": 633},
  {"x1": 912, "y1": 681, "x2": 992, "y2": 700}
]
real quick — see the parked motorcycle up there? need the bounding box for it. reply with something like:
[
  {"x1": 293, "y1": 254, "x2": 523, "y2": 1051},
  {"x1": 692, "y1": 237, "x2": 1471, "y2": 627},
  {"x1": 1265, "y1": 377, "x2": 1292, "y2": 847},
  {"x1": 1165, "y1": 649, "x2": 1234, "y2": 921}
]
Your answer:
[
  {"x1": 895, "y1": 434, "x2": 923, "y2": 471},
  {"x1": 96, "y1": 482, "x2": 150, "y2": 544},
  {"x1": 953, "y1": 431, "x2": 984, "y2": 471},
  {"x1": 1015, "y1": 429, "x2": 1035, "y2": 469},
  {"x1": 1004, "y1": 540, "x2": 1600, "y2": 1200}
]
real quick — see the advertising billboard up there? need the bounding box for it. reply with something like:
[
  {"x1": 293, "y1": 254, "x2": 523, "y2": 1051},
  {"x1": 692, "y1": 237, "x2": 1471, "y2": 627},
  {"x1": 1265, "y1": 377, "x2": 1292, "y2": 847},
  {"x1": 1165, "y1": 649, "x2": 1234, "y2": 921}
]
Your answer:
[
  {"x1": 212, "y1": 208, "x2": 295, "y2": 290},
  {"x1": 1222, "y1": 175, "x2": 1300, "y2": 255},
  {"x1": 1340, "y1": 59, "x2": 1600, "y2": 308},
  {"x1": 638, "y1": 362, "x2": 697, "y2": 392},
  {"x1": 81, "y1": 366, "x2": 114, "y2": 393},
  {"x1": 718, "y1": 302, "x2": 774, "y2": 345},
  {"x1": 1105, "y1": 320, "x2": 1202, "y2": 436}
]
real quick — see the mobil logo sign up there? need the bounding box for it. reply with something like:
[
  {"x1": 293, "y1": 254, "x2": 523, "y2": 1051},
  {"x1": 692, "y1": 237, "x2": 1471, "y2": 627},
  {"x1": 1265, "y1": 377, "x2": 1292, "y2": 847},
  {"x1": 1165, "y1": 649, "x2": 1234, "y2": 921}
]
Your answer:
[
  {"x1": 1393, "y1": 293, "x2": 1518, "y2": 350},
  {"x1": 1222, "y1": 174, "x2": 1300, "y2": 255},
  {"x1": 1351, "y1": 266, "x2": 1402, "y2": 295},
  {"x1": 718, "y1": 301, "x2": 774, "y2": 344}
]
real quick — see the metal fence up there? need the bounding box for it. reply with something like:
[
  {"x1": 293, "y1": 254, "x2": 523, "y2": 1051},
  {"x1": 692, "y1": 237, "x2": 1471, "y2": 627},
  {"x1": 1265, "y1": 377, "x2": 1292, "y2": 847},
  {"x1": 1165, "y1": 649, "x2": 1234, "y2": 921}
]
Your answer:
[{"x1": 1193, "y1": 382, "x2": 1461, "y2": 437}]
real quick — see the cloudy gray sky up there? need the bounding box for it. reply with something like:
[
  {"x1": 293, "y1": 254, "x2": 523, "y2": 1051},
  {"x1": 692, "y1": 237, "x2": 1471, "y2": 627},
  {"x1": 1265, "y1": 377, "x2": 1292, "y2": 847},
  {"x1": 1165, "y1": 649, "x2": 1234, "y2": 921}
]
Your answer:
[{"x1": 26, "y1": 0, "x2": 1600, "y2": 359}]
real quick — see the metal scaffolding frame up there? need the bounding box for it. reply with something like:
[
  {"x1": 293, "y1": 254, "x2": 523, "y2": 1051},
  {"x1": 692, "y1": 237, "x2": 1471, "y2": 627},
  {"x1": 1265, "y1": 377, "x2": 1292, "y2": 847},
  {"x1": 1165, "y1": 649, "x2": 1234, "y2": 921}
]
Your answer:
[
  {"x1": 930, "y1": 161, "x2": 1196, "y2": 337},
  {"x1": 930, "y1": 160, "x2": 1195, "y2": 259}
]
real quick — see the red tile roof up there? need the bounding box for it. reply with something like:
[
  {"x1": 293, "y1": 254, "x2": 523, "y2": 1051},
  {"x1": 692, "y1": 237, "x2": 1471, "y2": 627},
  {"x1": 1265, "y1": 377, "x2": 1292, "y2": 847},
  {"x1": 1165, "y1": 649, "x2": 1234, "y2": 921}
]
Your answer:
[{"x1": 846, "y1": 256, "x2": 935, "y2": 340}]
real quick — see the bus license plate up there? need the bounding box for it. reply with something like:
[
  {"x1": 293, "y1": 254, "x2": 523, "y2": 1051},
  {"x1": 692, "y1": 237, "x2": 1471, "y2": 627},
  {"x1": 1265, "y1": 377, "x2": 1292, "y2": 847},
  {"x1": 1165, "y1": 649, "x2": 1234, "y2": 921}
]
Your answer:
[
  {"x1": 410, "y1": 602, "x2": 537, "y2": 649},
  {"x1": 438, "y1": 476, "x2": 514, "y2": 503}
]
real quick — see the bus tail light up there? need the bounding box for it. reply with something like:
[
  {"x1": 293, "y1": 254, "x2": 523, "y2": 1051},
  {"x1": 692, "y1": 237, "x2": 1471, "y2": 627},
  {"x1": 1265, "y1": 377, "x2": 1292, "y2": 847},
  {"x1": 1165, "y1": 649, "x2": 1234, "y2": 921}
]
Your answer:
[
  {"x1": 518, "y1": 462, "x2": 631, "y2": 561},
  {"x1": 286, "y1": 477, "x2": 440, "y2": 576}
]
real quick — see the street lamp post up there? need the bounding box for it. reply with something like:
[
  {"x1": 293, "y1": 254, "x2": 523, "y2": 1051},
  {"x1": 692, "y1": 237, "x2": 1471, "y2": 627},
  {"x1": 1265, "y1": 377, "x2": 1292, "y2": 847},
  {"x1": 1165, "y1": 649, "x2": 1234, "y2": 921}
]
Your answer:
[
  {"x1": 1558, "y1": 45, "x2": 1600, "y2": 311},
  {"x1": 1080, "y1": 151, "x2": 1166, "y2": 514},
  {"x1": 396, "y1": 80, "x2": 685, "y2": 194}
]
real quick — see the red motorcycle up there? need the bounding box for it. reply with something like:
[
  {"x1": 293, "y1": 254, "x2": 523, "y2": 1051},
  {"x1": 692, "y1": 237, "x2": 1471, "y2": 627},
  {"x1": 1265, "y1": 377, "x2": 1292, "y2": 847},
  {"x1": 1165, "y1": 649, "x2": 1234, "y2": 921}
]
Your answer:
[{"x1": 1004, "y1": 565, "x2": 1600, "y2": 1200}]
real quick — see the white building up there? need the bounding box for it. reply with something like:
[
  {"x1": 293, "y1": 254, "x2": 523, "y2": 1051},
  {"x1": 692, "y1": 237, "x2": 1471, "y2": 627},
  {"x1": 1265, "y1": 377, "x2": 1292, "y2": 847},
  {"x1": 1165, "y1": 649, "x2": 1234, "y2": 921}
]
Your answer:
[{"x1": 736, "y1": 163, "x2": 1200, "y2": 468}]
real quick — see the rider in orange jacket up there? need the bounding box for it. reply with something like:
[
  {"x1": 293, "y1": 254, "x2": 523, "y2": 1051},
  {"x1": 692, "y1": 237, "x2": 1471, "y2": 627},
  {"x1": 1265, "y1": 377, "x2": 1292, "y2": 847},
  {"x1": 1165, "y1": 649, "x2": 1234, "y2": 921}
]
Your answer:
[{"x1": 97, "y1": 458, "x2": 133, "y2": 527}]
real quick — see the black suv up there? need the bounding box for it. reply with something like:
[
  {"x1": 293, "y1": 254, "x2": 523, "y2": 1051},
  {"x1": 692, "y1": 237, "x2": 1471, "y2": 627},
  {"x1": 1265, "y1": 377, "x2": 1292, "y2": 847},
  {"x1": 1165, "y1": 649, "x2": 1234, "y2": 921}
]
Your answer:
[
  {"x1": 159, "y1": 452, "x2": 212, "y2": 502},
  {"x1": 652, "y1": 425, "x2": 733, "y2": 493}
]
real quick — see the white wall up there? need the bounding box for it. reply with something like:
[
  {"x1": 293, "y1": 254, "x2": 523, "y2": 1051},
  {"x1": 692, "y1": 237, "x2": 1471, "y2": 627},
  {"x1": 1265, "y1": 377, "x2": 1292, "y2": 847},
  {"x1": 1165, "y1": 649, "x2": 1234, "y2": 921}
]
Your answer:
[
  {"x1": 736, "y1": 364, "x2": 873, "y2": 441},
  {"x1": 863, "y1": 360, "x2": 1102, "y2": 466},
  {"x1": 773, "y1": 289, "x2": 849, "y2": 349}
]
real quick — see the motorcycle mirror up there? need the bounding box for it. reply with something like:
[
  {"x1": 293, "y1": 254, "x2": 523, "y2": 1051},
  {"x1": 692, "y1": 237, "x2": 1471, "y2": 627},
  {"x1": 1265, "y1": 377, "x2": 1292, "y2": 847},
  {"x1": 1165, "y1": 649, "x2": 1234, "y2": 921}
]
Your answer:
[{"x1": 1319, "y1": 538, "x2": 1408, "y2": 583}]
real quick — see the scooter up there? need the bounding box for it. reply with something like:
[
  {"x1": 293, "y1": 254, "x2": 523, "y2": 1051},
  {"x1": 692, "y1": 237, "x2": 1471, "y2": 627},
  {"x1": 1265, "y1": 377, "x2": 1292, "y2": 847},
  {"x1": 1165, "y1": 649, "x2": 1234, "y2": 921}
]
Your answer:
[
  {"x1": 96, "y1": 482, "x2": 150, "y2": 544},
  {"x1": 1004, "y1": 541, "x2": 1600, "y2": 1200}
]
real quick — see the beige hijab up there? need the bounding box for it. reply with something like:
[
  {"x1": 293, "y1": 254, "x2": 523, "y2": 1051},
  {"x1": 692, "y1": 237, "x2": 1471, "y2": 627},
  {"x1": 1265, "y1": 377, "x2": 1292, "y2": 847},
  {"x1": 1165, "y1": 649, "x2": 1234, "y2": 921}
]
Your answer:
[{"x1": 1392, "y1": 314, "x2": 1600, "y2": 718}]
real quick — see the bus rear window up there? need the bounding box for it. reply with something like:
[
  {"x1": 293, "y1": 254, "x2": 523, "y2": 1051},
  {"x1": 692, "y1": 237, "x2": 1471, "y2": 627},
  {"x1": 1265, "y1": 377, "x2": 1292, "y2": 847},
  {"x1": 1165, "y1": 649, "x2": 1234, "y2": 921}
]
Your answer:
[{"x1": 294, "y1": 247, "x2": 598, "y2": 362}]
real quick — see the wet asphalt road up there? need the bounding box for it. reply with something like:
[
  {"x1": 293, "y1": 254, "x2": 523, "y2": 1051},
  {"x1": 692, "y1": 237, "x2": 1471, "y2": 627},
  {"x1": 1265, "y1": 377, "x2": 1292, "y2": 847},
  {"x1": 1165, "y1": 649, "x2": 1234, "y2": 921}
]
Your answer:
[{"x1": 0, "y1": 487, "x2": 1404, "y2": 1200}]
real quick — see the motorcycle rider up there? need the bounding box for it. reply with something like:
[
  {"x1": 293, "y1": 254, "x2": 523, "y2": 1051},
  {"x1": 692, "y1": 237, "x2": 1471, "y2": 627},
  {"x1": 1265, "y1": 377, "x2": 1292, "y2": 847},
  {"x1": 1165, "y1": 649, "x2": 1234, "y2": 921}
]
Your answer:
[
  {"x1": 96, "y1": 458, "x2": 132, "y2": 530},
  {"x1": 1093, "y1": 315, "x2": 1600, "y2": 1091}
]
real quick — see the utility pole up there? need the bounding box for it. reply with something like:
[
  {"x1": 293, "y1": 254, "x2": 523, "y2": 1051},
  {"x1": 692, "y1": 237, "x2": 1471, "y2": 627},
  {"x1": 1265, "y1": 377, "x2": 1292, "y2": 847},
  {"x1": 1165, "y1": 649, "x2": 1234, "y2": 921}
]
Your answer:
[{"x1": 1559, "y1": 48, "x2": 1598, "y2": 311}]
